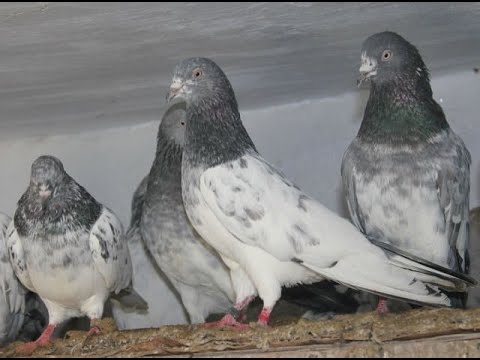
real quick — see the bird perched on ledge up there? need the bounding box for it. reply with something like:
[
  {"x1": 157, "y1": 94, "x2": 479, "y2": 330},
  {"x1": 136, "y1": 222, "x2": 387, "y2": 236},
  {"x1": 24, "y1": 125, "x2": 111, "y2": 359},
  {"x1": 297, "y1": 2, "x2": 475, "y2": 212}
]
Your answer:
[
  {"x1": 342, "y1": 31, "x2": 474, "y2": 314},
  {"x1": 8, "y1": 155, "x2": 146, "y2": 355}
]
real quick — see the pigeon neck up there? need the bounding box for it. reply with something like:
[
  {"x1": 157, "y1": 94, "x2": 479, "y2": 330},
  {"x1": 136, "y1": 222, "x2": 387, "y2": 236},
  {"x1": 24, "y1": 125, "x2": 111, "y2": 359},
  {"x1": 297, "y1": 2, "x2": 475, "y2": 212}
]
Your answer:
[
  {"x1": 358, "y1": 77, "x2": 449, "y2": 145},
  {"x1": 149, "y1": 132, "x2": 183, "y2": 186},
  {"x1": 183, "y1": 100, "x2": 257, "y2": 168},
  {"x1": 14, "y1": 179, "x2": 102, "y2": 238},
  {"x1": 154, "y1": 130, "x2": 183, "y2": 166}
]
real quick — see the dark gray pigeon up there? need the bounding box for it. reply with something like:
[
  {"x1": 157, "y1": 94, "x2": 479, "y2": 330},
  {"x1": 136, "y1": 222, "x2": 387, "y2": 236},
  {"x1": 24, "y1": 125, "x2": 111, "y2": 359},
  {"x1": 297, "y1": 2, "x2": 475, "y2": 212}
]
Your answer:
[
  {"x1": 342, "y1": 31, "x2": 474, "y2": 313},
  {"x1": 7, "y1": 155, "x2": 146, "y2": 355},
  {"x1": 166, "y1": 57, "x2": 464, "y2": 328},
  {"x1": 139, "y1": 101, "x2": 236, "y2": 324},
  {"x1": 111, "y1": 173, "x2": 190, "y2": 329}
]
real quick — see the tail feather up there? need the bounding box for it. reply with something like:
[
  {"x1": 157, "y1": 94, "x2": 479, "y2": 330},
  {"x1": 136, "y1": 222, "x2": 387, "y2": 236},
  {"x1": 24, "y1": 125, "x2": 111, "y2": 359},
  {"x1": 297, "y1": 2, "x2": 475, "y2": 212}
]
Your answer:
[
  {"x1": 110, "y1": 288, "x2": 149, "y2": 313},
  {"x1": 298, "y1": 255, "x2": 452, "y2": 308},
  {"x1": 281, "y1": 282, "x2": 360, "y2": 314},
  {"x1": 370, "y1": 239, "x2": 476, "y2": 287}
]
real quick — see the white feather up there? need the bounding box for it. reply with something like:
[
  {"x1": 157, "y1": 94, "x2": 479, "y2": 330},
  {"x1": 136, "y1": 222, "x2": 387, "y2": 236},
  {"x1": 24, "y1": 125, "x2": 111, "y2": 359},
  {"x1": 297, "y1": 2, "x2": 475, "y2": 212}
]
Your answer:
[{"x1": 89, "y1": 207, "x2": 132, "y2": 294}]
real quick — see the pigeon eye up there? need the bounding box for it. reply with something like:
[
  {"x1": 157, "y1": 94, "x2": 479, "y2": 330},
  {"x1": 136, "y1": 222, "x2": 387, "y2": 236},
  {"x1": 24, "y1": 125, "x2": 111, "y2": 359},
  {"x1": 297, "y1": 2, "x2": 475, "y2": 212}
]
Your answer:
[
  {"x1": 180, "y1": 121, "x2": 185, "y2": 126},
  {"x1": 382, "y1": 50, "x2": 393, "y2": 61},
  {"x1": 192, "y1": 68, "x2": 203, "y2": 78}
]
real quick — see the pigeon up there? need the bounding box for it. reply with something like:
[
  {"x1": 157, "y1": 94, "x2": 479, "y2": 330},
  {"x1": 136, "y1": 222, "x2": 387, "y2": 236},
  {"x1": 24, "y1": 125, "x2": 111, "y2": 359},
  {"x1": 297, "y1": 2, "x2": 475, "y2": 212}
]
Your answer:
[
  {"x1": 110, "y1": 172, "x2": 189, "y2": 329},
  {"x1": 342, "y1": 31, "x2": 475, "y2": 313},
  {"x1": 0, "y1": 212, "x2": 27, "y2": 347},
  {"x1": 140, "y1": 101, "x2": 236, "y2": 324},
  {"x1": 166, "y1": 57, "x2": 467, "y2": 327},
  {"x1": 467, "y1": 207, "x2": 480, "y2": 308},
  {"x1": 7, "y1": 155, "x2": 146, "y2": 354},
  {"x1": 0, "y1": 212, "x2": 52, "y2": 347}
]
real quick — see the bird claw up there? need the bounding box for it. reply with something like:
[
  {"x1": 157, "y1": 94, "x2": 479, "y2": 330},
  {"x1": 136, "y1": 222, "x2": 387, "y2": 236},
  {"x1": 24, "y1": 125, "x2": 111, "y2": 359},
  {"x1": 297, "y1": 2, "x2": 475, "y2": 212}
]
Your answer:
[
  {"x1": 86, "y1": 325, "x2": 102, "y2": 337},
  {"x1": 15, "y1": 341, "x2": 44, "y2": 356},
  {"x1": 80, "y1": 325, "x2": 102, "y2": 349},
  {"x1": 202, "y1": 314, "x2": 250, "y2": 331},
  {"x1": 16, "y1": 323, "x2": 55, "y2": 356},
  {"x1": 376, "y1": 298, "x2": 389, "y2": 315}
]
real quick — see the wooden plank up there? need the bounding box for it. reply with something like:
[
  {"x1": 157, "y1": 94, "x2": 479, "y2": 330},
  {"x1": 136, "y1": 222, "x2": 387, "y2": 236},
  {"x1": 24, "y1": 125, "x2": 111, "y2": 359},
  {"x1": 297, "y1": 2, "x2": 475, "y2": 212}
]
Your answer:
[{"x1": 3, "y1": 308, "x2": 480, "y2": 358}]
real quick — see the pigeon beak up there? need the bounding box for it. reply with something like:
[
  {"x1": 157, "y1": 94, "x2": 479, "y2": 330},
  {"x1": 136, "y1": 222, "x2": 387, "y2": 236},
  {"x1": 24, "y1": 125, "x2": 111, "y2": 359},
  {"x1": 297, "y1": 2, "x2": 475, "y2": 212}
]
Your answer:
[
  {"x1": 39, "y1": 184, "x2": 52, "y2": 202},
  {"x1": 357, "y1": 52, "x2": 377, "y2": 87},
  {"x1": 166, "y1": 79, "x2": 185, "y2": 103}
]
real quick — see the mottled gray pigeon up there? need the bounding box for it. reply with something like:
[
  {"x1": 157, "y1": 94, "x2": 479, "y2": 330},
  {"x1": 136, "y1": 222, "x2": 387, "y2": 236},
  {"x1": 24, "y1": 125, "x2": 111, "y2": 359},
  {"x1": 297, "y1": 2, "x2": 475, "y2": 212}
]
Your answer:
[
  {"x1": 166, "y1": 57, "x2": 464, "y2": 328},
  {"x1": 140, "y1": 101, "x2": 236, "y2": 324},
  {"x1": 0, "y1": 212, "x2": 27, "y2": 347},
  {"x1": 8, "y1": 155, "x2": 146, "y2": 354},
  {"x1": 342, "y1": 31, "x2": 474, "y2": 313},
  {"x1": 111, "y1": 173, "x2": 189, "y2": 329},
  {"x1": 1, "y1": 212, "x2": 51, "y2": 347}
]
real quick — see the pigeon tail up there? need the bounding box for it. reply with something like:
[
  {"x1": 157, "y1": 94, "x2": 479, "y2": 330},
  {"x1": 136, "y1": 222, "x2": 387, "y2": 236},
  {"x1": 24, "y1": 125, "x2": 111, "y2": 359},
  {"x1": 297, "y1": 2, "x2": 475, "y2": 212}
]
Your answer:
[
  {"x1": 110, "y1": 288, "x2": 148, "y2": 312},
  {"x1": 369, "y1": 239, "x2": 477, "y2": 287}
]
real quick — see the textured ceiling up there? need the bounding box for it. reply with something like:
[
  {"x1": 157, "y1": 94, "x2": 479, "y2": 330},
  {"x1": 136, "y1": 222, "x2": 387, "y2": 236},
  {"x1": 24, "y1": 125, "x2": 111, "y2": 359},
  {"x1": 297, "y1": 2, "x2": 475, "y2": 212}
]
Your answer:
[{"x1": 0, "y1": 2, "x2": 479, "y2": 137}]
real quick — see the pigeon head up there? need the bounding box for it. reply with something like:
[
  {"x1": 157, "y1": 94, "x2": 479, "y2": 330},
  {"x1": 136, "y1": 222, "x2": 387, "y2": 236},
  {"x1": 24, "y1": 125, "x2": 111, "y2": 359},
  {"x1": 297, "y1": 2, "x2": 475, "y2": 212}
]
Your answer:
[
  {"x1": 358, "y1": 31, "x2": 429, "y2": 86},
  {"x1": 166, "y1": 57, "x2": 236, "y2": 108},
  {"x1": 158, "y1": 101, "x2": 187, "y2": 147},
  {"x1": 29, "y1": 155, "x2": 66, "y2": 202}
]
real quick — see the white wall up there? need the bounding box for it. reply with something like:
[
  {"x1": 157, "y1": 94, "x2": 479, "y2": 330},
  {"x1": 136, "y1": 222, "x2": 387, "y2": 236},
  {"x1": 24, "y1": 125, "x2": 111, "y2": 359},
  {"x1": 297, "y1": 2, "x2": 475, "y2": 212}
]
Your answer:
[{"x1": 1, "y1": 70, "x2": 478, "y2": 221}]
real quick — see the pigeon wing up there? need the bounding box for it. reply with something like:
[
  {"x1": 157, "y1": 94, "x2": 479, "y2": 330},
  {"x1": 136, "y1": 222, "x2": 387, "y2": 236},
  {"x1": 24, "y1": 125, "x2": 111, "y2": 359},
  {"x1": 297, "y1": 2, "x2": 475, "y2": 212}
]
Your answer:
[
  {"x1": 2, "y1": 215, "x2": 27, "y2": 313},
  {"x1": 89, "y1": 207, "x2": 132, "y2": 294}
]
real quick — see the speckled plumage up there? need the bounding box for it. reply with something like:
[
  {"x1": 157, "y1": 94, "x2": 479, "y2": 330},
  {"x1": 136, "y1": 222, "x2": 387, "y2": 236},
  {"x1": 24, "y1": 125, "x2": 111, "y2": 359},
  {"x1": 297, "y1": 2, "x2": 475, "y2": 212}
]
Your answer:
[
  {"x1": 8, "y1": 155, "x2": 139, "y2": 348},
  {"x1": 0, "y1": 212, "x2": 27, "y2": 346},
  {"x1": 342, "y1": 32, "x2": 473, "y2": 307},
  {"x1": 140, "y1": 102, "x2": 235, "y2": 324},
  {"x1": 111, "y1": 175, "x2": 182, "y2": 330},
  {"x1": 0, "y1": 212, "x2": 49, "y2": 347}
]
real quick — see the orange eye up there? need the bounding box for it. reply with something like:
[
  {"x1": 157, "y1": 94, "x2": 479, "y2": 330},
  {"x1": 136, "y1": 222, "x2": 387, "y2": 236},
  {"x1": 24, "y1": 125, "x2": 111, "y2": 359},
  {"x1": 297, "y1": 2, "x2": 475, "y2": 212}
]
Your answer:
[{"x1": 382, "y1": 50, "x2": 392, "y2": 61}]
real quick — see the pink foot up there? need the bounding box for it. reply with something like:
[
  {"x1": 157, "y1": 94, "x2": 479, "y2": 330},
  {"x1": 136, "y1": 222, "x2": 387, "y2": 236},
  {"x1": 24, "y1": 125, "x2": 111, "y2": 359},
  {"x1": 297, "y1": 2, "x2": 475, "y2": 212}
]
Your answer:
[
  {"x1": 257, "y1": 307, "x2": 272, "y2": 327},
  {"x1": 237, "y1": 309, "x2": 247, "y2": 323},
  {"x1": 87, "y1": 325, "x2": 101, "y2": 337},
  {"x1": 202, "y1": 314, "x2": 250, "y2": 330},
  {"x1": 16, "y1": 324, "x2": 56, "y2": 356},
  {"x1": 376, "y1": 297, "x2": 389, "y2": 315},
  {"x1": 16, "y1": 341, "x2": 39, "y2": 357}
]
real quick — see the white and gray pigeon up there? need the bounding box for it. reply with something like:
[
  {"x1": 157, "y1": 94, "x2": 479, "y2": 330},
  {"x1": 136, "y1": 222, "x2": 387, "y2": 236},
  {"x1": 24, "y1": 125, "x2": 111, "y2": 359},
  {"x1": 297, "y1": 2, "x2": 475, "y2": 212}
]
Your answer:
[
  {"x1": 1, "y1": 212, "x2": 51, "y2": 348},
  {"x1": 110, "y1": 173, "x2": 189, "y2": 330},
  {"x1": 0, "y1": 212, "x2": 27, "y2": 347},
  {"x1": 7, "y1": 155, "x2": 146, "y2": 355},
  {"x1": 140, "y1": 101, "x2": 236, "y2": 324},
  {"x1": 166, "y1": 57, "x2": 470, "y2": 327},
  {"x1": 342, "y1": 31, "x2": 475, "y2": 313}
]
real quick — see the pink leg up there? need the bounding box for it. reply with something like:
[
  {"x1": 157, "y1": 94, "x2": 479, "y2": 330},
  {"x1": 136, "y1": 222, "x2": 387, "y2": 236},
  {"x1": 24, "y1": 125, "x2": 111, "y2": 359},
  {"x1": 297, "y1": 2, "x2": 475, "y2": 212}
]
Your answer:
[
  {"x1": 86, "y1": 318, "x2": 102, "y2": 337},
  {"x1": 80, "y1": 319, "x2": 102, "y2": 348},
  {"x1": 237, "y1": 308, "x2": 247, "y2": 323},
  {"x1": 203, "y1": 295, "x2": 255, "y2": 330},
  {"x1": 257, "y1": 307, "x2": 272, "y2": 327},
  {"x1": 376, "y1": 297, "x2": 389, "y2": 315},
  {"x1": 86, "y1": 326, "x2": 101, "y2": 337},
  {"x1": 16, "y1": 324, "x2": 56, "y2": 356}
]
